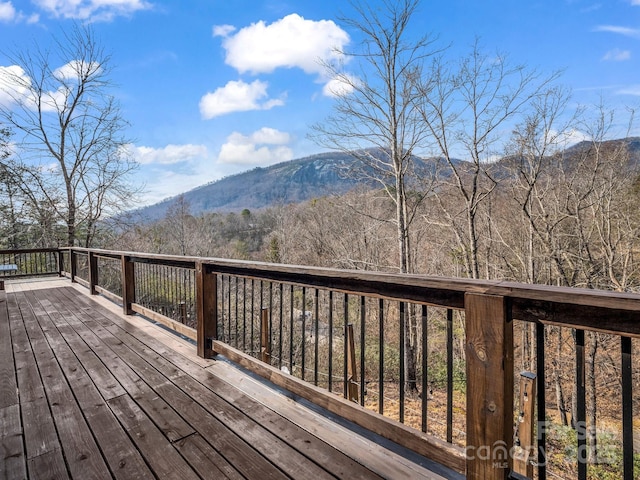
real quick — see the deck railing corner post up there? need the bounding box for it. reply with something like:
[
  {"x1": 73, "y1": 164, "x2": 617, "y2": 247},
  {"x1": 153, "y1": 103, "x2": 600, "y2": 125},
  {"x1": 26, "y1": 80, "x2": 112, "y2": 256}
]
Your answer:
[
  {"x1": 465, "y1": 292, "x2": 514, "y2": 480},
  {"x1": 88, "y1": 251, "x2": 98, "y2": 295},
  {"x1": 196, "y1": 260, "x2": 217, "y2": 358},
  {"x1": 70, "y1": 249, "x2": 78, "y2": 283},
  {"x1": 121, "y1": 254, "x2": 135, "y2": 315},
  {"x1": 57, "y1": 249, "x2": 64, "y2": 277}
]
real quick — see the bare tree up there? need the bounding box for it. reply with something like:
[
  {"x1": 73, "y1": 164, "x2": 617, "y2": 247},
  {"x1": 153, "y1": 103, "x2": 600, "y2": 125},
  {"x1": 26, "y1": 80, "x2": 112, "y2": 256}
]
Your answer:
[
  {"x1": 0, "y1": 24, "x2": 137, "y2": 247},
  {"x1": 312, "y1": 0, "x2": 438, "y2": 274},
  {"x1": 0, "y1": 126, "x2": 21, "y2": 248},
  {"x1": 312, "y1": 0, "x2": 439, "y2": 393},
  {"x1": 417, "y1": 40, "x2": 559, "y2": 279}
]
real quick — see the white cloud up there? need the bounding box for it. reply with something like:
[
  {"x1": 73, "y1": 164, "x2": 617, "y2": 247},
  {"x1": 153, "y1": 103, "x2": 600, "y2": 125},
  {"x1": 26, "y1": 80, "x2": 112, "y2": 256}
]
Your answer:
[
  {"x1": 602, "y1": 48, "x2": 631, "y2": 61},
  {"x1": 218, "y1": 13, "x2": 349, "y2": 75},
  {"x1": 218, "y1": 128, "x2": 293, "y2": 166},
  {"x1": 0, "y1": 65, "x2": 31, "y2": 107},
  {"x1": 141, "y1": 169, "x2": 218, "y2": 206},
  {"x1": 125, "y1": 143, "x2": 209, "y2": 165},
  {"x1": 53, "y1": 60, "x2": 102, "y2": 81},
  {"x1": 594, "y1": 25, "x2": 640, "y2": 38},
  {"x1": 554, "y1": 128, "x2": 591, "y2": 148},
  {"x1": 632, "y1": 0, "x2": 640, "y2": 5},
  {"x1": 199, "y1": 79, "x2": 284, "y2": 119},
  {"x1": 322, "y1": 74, "x2": 357, "y2": 97},
  {"x1": 213, "y1": 24, "x2": 235, "y2": 37},
  {"x1": 0, "y1": 64, "x2": 80, "y2": 112},
  {"x1": 0, "y1": 1, "x2": 16, "y2": 21},
  {"x1": 617, "y1": 85, "x2": 640, "y2": 95},
  {"x1": 33, "y1": 0, "x2": 151, "y2": 21},
  {"x1": 0, "y1": 1, "x2": 38, "y2": 23}
]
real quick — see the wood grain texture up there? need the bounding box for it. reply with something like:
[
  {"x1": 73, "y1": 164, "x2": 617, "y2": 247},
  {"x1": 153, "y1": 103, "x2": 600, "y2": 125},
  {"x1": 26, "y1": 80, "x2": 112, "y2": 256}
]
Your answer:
[
  {"x1": 0, "y1": 404, "x2": 26, "y2": 480},
  {"x1": 131, "y1": 303, "x2": 196, "y2": 340},
  {"x1": 213, "y1": 340, "x2": 466, "y2": 474},
  {"x1": 196, "y1": 261, "x2": 217, "y2": 358},
  {"x1": 465, "y1": 293, "x2": 513, "y2": 480}
]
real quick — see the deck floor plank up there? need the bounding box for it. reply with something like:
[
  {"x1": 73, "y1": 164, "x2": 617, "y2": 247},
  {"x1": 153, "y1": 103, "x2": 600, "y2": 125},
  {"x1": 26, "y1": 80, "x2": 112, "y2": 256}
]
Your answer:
[
  {"x1": 67, "y1": 289, "x2": 385, "y2": 480},
  {"x1": 0, "y1": 291, "x2": 26, "y2": 479},
  {"x1": 38, "y1": 288, "x2": 198, "y2": 445},
  {"x1": 2, "y1": 280, "x2": 462, "y2": 480},
  {"x1": 53, "y1": 289, "x2": 306, "y2": 480},
  {"x1": 77, "y1": 311, "x2": 357, "y2": 479},
  {"x1": 83, "y1": 304, "x2": 388, "y2": 480},
  {"x1": 173, "y1": 433, "x2": 244, "y2": 480},
  {"x1": 23, "y1": 290, "x2": 154, "y2": 480},
  {"x1": 0, "y1": 404, "x2": 26, "y2": 480},
  {"x1": 106, "y1": 393, "x2": 202, "y2": 480},
  {"x1": 12, "y1": 290, "x2": 113, "y2": 479},
  {"x1": 27, "y1": 449, "x2": 70, "y2": 480},
  {"x1": 6, "y1": 294, "x2": 67, "y2": 471},
  {"x1": 48, "y1": 285, "x2": 295, "y2": 480},
  {"x1": 0, "y1": 290, "x2": 18, "y2": 410}
]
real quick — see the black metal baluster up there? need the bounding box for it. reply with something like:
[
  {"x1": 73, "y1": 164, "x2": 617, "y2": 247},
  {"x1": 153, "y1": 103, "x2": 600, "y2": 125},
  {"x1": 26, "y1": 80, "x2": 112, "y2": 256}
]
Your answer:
[
  {"x1": 278, "y1": 283, "x2": 283, "y2": 369},
  {"x1": 360, "y1": 296, "x2": 365, "y2": 406},
  {"x1": 289, "y1": 285, "x2": 294, "y2": 373},
  {"x1": 421, "y1": 304, "x2": 428, "y2": 433},
  {"x1": 446, "y1": 308, "x2": 453, "y2": 443},
  {"x1": 251, "y1": 279, "x2": 255, "y2": 357},
  {"x1": 233, "y1": 277, "x2": 240, "y2": 348},
  {"x1": 328, "y1": 291, "x2": 334, "y2": 393},
  {"x1": 227, "y1": 275, "x2": 232, "y2": 344},
  {"x1": 379, "y1": 298, "x2": 384, "y2": 415},
  {"x1": 621, "y1": 336, "x2": 633, "y2": 480},
  {"x1": 536, "y1": 322, "x2": 547, "y2": 480},
  {"x1": 301, "y1": 287, "x2": 306, "y2": 381},
  {"x1": 575, "y1": 329, "x2": 586, "y2": 480},
  {"x1": 343, "y1": 293, "x2": 349, "y2": 399},
  {"x1": 399, "y1": 301, "x2": 405, "y2": 423},
  {"x1": 242, "y1": 277, "x2": 247, "y2": 351},
  {"x1": 314, "y1": 288, "x2": 319, "y2": 386}
]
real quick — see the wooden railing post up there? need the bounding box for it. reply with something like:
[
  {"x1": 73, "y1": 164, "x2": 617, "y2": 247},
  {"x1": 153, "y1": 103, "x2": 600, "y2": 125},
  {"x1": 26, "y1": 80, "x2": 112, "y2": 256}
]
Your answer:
[
  {"x1": 346, "y1": 323, "x2": 359, "y2": 403},
  {"x1": 57, "y1": 250, "x2": 64, "y2": 277},
  {"x1": 514, "y1": 372, "x2": 536, "y2": 477},
  {"x1": 70, "y1": 249, "x2": 77, "y2": 283},
  {"x1": 465, "y1": 293, "x2": 514, "y2": 480},
  {"x1": 121, "y1": 255, "x2": 135, "y2": 315},
  {"x1": 196, "y1": 261, "x2": 217, "y2": 358},
  {"x1": 88, "y1": 251, "x2": 98, "y2": 295}
]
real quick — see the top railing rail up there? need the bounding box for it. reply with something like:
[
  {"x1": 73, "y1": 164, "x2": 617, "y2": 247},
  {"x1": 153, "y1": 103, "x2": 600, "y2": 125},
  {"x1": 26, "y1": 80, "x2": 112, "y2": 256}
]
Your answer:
[{"x1": 65, "y1": 247, "x2": 640, "y2": 337}]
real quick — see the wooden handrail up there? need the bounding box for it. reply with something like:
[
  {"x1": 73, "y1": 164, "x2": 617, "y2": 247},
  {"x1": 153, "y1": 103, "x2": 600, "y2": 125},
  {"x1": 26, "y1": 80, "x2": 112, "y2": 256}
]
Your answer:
[{"x1": 61, "y1": 247, "x2": 640, "y2": 336}]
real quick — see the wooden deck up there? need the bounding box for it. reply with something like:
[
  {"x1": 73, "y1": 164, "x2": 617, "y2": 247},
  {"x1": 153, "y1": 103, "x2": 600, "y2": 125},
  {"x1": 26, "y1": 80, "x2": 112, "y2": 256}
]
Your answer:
[{"x1": 0, "y1": 278, "x2": 461, "y2": 480}]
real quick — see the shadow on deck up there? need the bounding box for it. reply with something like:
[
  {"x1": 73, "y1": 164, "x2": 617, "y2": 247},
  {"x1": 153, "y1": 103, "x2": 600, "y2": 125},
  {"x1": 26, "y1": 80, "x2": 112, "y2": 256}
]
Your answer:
[{"x1": 0, "y1": 278, "x2": 461, "y2": 479}]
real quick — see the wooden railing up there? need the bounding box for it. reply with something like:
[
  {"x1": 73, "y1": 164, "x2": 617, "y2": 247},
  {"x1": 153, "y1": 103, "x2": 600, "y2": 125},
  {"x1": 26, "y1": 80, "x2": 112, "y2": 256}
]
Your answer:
[
  {"x1": 0, "y1": 248, "x2": 61, "y2": 278},
  {"x1": 8, "y1": 247, "x2": 639, "y2": 479}
]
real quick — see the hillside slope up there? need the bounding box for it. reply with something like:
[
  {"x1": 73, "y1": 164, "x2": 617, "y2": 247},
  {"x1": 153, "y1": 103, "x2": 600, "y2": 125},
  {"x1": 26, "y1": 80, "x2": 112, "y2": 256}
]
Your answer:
[
  {"x1": 132, "y1": 151, "x2": 365, "y2": 221},
  {"x1": 131, "y1": 137, "x2": 640, "y2": 222}
]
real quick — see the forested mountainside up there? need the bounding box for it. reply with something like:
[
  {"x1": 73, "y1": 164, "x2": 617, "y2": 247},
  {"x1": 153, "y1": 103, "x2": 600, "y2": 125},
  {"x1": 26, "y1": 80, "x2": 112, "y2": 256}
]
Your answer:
[
  {"x1": 131, "y1": 151, "x2": 367, "y2": 222},
  {"x1": 131, "y1": 138, "x2": 640, "y2": 223}
]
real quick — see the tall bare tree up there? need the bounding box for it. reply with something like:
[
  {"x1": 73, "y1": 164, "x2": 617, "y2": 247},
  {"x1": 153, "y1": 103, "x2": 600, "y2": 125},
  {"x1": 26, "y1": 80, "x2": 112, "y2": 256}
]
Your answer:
[
  {"x1": 0, "y1": 24, "x2": 137, "y2": 247},
  {"x1": 417, "y1": 41, "x2": 558, "y2": 279},
  {"x1": 312, "y1": 0, "x2": 439, "y2": 393}
]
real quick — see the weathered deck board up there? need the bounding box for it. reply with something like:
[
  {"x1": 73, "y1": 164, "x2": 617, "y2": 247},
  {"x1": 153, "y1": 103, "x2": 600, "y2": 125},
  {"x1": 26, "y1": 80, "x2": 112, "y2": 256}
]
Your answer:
[{"x1": 1, "y1": 279, "x2": 462, "y2": 480}]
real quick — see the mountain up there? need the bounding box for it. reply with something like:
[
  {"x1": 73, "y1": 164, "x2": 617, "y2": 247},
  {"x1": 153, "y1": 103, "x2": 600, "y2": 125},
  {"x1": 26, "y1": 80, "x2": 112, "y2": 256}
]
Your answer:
[
  {"x1": 131, "y1": 137, "x2": 640, "y2": 223},
  {"x1": 131, "y1": 151, "x2": 371, "y2": 221}
]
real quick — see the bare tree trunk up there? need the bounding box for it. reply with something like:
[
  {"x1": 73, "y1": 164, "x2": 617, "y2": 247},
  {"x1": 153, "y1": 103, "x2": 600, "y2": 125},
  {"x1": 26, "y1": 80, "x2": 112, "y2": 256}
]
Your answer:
[
  {"x1": 586, "y1": 332, "x2": 598, "y2": 463},
  {"x1": 554, "y1": 328, "x2": 569, "y2": 426}
]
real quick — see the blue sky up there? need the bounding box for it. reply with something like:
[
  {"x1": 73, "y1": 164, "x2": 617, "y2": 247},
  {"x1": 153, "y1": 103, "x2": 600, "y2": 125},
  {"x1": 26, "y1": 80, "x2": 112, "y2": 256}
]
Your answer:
[{"x1": 1, "y1": 0, "x2": 639, "y2": 205}]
